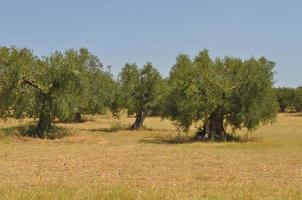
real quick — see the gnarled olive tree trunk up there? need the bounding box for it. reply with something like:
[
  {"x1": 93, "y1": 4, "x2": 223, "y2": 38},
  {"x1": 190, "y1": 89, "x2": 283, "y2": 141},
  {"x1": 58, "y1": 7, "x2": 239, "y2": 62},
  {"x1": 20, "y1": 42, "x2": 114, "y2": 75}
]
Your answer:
[
  {"x1": 197, "y1": 108, "x2": 226, "y2": 140},
  {"x1": 35, "y1": 94, "x2": 53, "y2": 137},
  {"x1": 36, "y1": 110, "x2": 52, "y2": 137},
  {"x1": 130, "y1": 111, "x2": 145, "y2": 130},
  {"x1": 22, "y1": 78, "x2": 54, "y2": 137}
]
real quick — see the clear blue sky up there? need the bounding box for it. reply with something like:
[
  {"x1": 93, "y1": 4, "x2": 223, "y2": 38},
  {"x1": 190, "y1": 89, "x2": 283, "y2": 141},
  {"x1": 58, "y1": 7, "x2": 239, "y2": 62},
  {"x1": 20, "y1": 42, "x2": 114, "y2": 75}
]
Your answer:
[{"x1": 1, "y1": 0, "x2": 301, "y2": 87}]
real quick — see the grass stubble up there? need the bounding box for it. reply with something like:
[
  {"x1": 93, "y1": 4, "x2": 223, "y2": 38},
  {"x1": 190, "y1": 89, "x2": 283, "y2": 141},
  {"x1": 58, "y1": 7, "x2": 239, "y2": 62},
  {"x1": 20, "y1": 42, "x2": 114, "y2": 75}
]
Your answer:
[{"x1": 0, "y1": 113, "x2": 301, "y2": 199}]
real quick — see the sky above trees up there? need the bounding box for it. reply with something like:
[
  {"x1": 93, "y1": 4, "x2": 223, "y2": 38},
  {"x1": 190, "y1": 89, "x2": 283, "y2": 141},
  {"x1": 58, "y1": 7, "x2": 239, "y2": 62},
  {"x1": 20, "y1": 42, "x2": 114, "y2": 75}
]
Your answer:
[{"x1": 0, "y1": 0, "x2": 301, "y2": 87}]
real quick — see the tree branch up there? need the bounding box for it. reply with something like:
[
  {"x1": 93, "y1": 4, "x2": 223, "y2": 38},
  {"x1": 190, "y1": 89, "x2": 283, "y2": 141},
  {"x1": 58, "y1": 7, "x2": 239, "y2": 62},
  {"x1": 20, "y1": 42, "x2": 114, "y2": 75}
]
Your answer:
[{"x1": 22, "y1": 78, "x2": 45, "y2": 93}]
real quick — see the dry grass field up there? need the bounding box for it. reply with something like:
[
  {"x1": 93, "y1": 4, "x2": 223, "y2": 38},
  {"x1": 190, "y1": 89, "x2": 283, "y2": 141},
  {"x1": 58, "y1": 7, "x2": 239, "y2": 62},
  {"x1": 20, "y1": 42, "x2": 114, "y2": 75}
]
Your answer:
[{"x1": 0, "y1": 113, "x2": 301, "y2": 199}]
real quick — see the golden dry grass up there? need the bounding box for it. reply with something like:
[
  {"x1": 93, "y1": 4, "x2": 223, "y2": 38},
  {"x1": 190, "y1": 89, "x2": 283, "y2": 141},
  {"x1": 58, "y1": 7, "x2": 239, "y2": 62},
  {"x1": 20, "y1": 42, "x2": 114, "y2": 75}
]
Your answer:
[{"x1": 0, "y1": 113, "x2": 301, "y2": 199}]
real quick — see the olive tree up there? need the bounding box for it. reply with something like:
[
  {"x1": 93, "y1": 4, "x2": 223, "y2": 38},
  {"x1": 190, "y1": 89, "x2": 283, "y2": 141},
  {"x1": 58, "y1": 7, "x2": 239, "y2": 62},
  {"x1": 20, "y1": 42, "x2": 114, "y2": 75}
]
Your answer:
[
  {"x1": 53, "y1": 48, "x2": 115, "y2": 122},
  {"x1": 0, "y1": 47, "x2": 107, "y2": 137},
  {"x1": 0, "y1": 47, "x2": 36, "y2": 118},
  {"x1": 275, "y1": 87, "x2": 296, "y2": 112},
  {"x1": 162, "y1": 50, "x2": 278, "y2": 140},
  {"x1": 294, "y1": 87, "x2": 302, "y2": 112},
  {"x1": 113, "y1": 62, "x2": 163, "y2": 129}
]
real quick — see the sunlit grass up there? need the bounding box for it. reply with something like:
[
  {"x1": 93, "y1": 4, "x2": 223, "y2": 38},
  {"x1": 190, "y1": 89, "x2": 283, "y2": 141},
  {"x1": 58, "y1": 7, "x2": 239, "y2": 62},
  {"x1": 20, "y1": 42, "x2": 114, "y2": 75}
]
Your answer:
[{"x1": 0, "y1": 113, "x2": 301, "y2": 199}]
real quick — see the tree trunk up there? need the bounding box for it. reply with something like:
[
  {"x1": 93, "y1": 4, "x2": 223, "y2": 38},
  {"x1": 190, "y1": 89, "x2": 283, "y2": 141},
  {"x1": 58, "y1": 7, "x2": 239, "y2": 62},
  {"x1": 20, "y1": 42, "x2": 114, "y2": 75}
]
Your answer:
[
  {"x1": 130, "y1": 111, "x2": 145, "y2": 130},
  {"x1": 36, "y1": 110, "x2": 52, "y2": 138},
  {"x1": 36, "y1": 94, "x2": 53, "y2": 138},
  {"x1": 197, "y1": 108, "x2": 226, "y2": 141},
  {"x1": 74, "y1": 112, "x2": 82, "y2": 122}
]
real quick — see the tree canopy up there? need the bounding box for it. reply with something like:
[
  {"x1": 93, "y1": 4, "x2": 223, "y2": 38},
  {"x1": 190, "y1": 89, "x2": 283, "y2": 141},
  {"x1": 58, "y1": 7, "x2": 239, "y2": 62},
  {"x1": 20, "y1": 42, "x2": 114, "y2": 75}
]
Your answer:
[
  {"x1": 112, "y1": 62, "x2": 164, "y2": 129},
  {"x1": 161, "y1": 50, "x2": 278, "y2": 140},
  {"x1": 294, "y1": 87, "x2": 302, "y2": 112},
  {"x1": 274, "y1": 87, "x2": 302, "y2": 113},
  {"x1": 0, "y1": 46, "x2": 290, "y2": 141},
  {"x1": 0, "y1": 47, "x2": 115, "y2": 137}
]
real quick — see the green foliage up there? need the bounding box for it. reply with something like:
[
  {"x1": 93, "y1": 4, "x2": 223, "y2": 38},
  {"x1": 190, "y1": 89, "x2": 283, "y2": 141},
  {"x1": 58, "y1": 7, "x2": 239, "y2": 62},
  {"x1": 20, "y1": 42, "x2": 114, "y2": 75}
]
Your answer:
[
  {"x1": 0, "y1": 45, "x2": 293, "y2": 138},
  {"x1": 274, "y1": 87, "x2": 302, "y2": 113},
  {"x1": 112, "y1": 62, "x2": 164, "y2": 118},
  {"x1": 294, "y1": 87, "x2": 302, "y2": 112},
  {"x1": 275, "y1": 87, "x2": 296, "y2": 112},
  {"x1": 0, "y1": 47, "x2": 36, "y2": 118},
  {"x1": 52, "y1": 48, "x2": 116, "y2": 122},
  {"x1": 162, "y1": 49, "x2": 278, "y2": 132},
  {"x1": 0, "y1": 46, "x2": 115, "y2": 135}
]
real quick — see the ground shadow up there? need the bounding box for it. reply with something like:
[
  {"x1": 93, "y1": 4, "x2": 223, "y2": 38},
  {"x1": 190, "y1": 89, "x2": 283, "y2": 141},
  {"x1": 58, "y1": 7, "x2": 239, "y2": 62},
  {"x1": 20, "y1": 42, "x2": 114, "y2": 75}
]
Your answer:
[
  {"x1": 23, "y1": 125, "x2": 69, "y2": 139},
  {"x1": 139, "y1": 133, "x2": 256, "y2": 145},
  {"x1": 57, "y1": 118, "x2": 95, "y2": 124},
  {"x1": 80, "y1": 128, "x2": 120, "y2": 133},
  {"x1": 81, "y1": 126, "x2": 171, "y2": 133},
  {"x1": 0, "y1": 124, "x2": 69, "y2": 139},
  {"x1": 139, "y1": 136, "x2": 195, "y2": 144}
]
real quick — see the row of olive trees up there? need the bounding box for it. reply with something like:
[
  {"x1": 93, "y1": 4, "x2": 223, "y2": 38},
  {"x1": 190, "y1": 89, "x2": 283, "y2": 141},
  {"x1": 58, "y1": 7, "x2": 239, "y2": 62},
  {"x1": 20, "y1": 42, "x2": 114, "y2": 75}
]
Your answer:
[
  {"x1": 0, "y1": 47, "x2": 279, "y2": 140},
  {"x1": 113, "y1": 50, "x2": 279, "y2": 140},
  {"x1": 275, "y1": 87, "x2": 302, "y2": 112}
]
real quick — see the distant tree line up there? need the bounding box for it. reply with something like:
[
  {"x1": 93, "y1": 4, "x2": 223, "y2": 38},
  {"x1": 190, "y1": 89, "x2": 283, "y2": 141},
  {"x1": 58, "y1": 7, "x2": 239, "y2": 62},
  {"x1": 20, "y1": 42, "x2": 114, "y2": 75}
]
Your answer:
[
  {"x1": 274, "y1": 87, "x2": 302, "y2": 112},
  {"x1": 0, "y1": 46, "x2": 287, "y2": 140}
]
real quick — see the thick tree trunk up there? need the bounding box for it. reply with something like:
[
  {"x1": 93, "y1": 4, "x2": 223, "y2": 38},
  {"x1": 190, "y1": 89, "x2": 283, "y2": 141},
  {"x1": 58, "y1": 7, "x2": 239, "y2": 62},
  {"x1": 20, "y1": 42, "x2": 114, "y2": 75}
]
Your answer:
[
  {"x1": 20, "y1": 84, "x2": 54, "y2": 138},
  {"x1": 197, "y1": 108, "x2": 226, "y2": 141},
  {"x1": 36, "y1": 110, "x2": 52, "y2": 138},
  {"x1": 74, "y1": 112, "x2": 82, "y2": 122},
  {"x1": 36, "y1": 95, "x2": 53, "y2": 138},
  {"x1": 130, "y1": 111, "x2": 145, "y2": 130}
]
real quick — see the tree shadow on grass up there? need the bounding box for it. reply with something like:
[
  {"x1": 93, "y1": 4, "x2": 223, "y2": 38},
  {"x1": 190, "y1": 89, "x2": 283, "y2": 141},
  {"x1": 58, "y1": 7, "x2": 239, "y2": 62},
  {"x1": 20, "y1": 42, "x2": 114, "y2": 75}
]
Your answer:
[
  {"x1": 79, "y1": 122, "x2": 168, "y2": 133},
  {"x1": 81, "y1": 122, "x2": 131, "y2": 133},
  {"x1": 0, "y1": 124, "x2": 69, "y2": 139},
  {"x1": 139, "y1": 133, "x2": 255, "y2": 145},
  {"x1": 81, "y1": 128, "x2": 118, "y2": 133},
  {"x1": 22, "y1": 125, "x2": 69, "y2": 139},
  {"x1": 58, "y1": 118, "x2": 95, "y2": 124},
  {"x1": 81, "y1": 126, "x2": 171, "y2": 133},
  {"x1": 139, "y1": 136, "x2": 195, "y2": 144}
]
